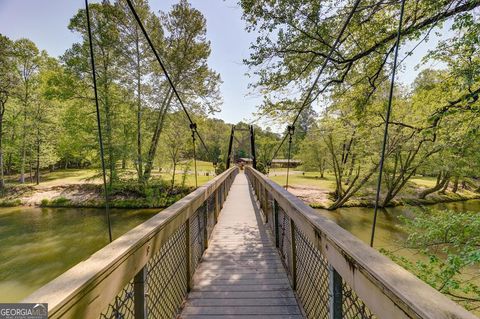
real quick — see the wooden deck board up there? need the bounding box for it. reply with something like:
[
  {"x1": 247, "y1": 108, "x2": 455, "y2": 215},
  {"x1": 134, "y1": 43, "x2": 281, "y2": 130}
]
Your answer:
[{"x1": 179, "y1": 172, "x2": 303, "y2": 318}]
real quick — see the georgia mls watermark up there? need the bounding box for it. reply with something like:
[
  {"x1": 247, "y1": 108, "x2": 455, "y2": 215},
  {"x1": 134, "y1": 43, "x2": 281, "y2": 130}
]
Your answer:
[{"x1": 0, "y1": 304, "x2": 47, "y2": 319}]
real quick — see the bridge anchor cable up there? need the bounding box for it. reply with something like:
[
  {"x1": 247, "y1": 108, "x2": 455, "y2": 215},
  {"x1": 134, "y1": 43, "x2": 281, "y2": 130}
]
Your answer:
[
  {"x1": 190, "y1": 123, "x2": 198, "y2": 188},
  {"x1": 85, "y1": 0, "x2": 113, "y2": 243},
  {"x1": 268, "y1": 0, "x2": 363, "y2": 168},
  {"x1": 370, "y1": 0, "x2": 406, "y2": 247},
  {"x1": 285, "y1": 125, "x2": 295, "y2": 189},
  {"x1": 125, "y1": 0, "x2": 214, "y2": 166}
]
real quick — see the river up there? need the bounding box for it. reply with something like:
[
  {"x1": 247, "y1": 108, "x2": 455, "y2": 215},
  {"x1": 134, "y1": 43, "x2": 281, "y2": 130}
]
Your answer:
[
  {"x1": 0, "y1": 206, "x2": 159, "y2": 302},
  {"x1": 316, "y1": 200, "x2": 480, "y2": 251}
]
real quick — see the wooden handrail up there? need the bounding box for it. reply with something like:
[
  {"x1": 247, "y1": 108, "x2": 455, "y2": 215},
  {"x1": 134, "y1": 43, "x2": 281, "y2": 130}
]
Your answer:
[
  {"x1": 23, "y1": 167, "x2": 238, "y2": 319},
  {"x1": 246, "y1": 166, "x2": 477, "y2": 319}
]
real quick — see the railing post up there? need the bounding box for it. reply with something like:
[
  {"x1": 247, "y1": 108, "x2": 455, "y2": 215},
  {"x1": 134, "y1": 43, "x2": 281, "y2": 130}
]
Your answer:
[
  {"x1": 290, "y1": 218, "x2": 297, "y2": 290},
  {"x1": 133, "y1": 267, "x2": 147, "y2": 319},
  {"x1": 214, "y1": 190, "x2": 219, "y2": 224},
  {"x1": 203, "y1": 203, "x2": 208, "y2": 249},
  {"x1": 274, "y1": 200, "x2": 280, "y2": 248},
  {"x1": 197, "y1": 210, "x2": 203, "y2": 253},
  {"x1": 329, "y1": 265, "x2": 343, "y2": 319},
  {"x1": 186, "y1": 219, "x2": 191, "y2": 292},
  {"x1": 263, "y1": 186, "x2": 268, "y2": 223}
]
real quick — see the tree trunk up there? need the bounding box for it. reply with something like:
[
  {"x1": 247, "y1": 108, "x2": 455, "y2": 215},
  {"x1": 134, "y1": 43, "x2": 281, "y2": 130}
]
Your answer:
[
  {"x1": 29, "y1": 160, "x2": 33, "y2": 183},
  {"x1": 319, "y1": 159, "x2": 326, "y2": 178},
  {"x1": 0, "y1": 107, "x2": 4, "y2": 190},
  {"x1": 36, "y1": 131, "x2": 40, "y2": 185},
  {"x1": 328, "y1": 166, "x2": 377, "y2": 210},
  {"x1": 452, "y1": 176, "x2": 459, "y2": 193},
  {"x1": 6, "y1": 153, "x2": 12, "y2": 175},
  {"x1": 419, "y1": 171, "x2": 450, "y2": 199},
  {"x1": 135, "y1": 27, "x2": 143, "y2": 182},
  {"x1": 20, "y1": 143, "x2": 26, "y2": 183},
  {"x1": 439, "y1": 176, "x2": 450, "y2": 194},
  {"x1": 142, "y1": 89, "x2": 173, "y2": 182},
  {"x1": 345, "y1": 154, "x2": 356, "y2": 185},
  {"x1": 171, "y1": 161, "x2": 176, "y2": 191}
]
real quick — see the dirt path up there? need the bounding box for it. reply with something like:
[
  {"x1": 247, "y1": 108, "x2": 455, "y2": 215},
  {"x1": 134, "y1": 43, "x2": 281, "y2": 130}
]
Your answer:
[
  {"x1": 20, "y1": 184, "x2": 102, "y2": 206},
  {"x1": 286, "y1": 185, "x2": 331, "y2": 206}
]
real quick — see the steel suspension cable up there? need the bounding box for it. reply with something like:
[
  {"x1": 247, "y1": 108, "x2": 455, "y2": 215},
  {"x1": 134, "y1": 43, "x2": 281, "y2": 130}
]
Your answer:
[
  {"x1": 125, "y1": 0, "x2": 211, "y2": 161},
  {"x1": 85, "y1": 0, "x2": 113, "y2": 243},
  {"x1": 370, "y1": 0, "x2": 406, "y2": 248},
  {"x1": 285, "y1": 125, "x2": 295, "y2": 189},
  {"x1": 269, "y1": 0, "x2": 363, "y2": 165},
  {"x1": 190, "y1": 123, "x2": 198, "y2": 188}
]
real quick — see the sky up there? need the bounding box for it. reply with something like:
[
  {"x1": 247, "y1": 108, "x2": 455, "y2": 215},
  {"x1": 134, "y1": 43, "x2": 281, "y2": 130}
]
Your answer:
[{"x1": 0, "y1": 0, "x2": 449, "y2": 126}]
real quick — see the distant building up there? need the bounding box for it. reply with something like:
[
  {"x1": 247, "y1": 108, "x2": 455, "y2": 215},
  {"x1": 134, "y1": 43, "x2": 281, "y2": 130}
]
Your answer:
[{"x1": 238, "y1": 158, "x2": 253, "y2": 164}]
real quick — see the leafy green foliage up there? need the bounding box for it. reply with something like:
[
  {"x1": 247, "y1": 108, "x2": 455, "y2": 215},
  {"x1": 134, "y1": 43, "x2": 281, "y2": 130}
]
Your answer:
[{"x1": 383, "y1": 208, "x2": 480, "y2": 310}]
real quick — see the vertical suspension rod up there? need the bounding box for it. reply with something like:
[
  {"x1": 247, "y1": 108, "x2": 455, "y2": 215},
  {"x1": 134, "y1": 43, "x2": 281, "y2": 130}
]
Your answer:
[
  {"x1": 85, "y1": 0, "x2": 112, "y2": 243},
  {"x1": 226, "y1": 126, "x2": 235, "y2": 169},
  {"x1": 370, "y1": 0, "x2": 407, "y2": 247},
  {"x1": 191, "y1": 123, "x2": 198, "y2": 188},
  {"x1": 285, "y1": 125, "x2": 295, "y2": 190},
  {"x1": 250, "y1": 125, "x2": 257, "y2": 170}
]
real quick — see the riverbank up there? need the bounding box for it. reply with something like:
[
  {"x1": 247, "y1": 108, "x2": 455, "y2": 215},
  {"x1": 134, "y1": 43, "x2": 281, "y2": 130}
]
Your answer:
[
  {"x1": 268, "y1": 170, "x2": 480, "y2": 209},
  {"x1": 2, "y1": 168, "x2": 479, "y2": 209},
  {"x1": 0, "y1": 166, "x2": 214, "y2": 208},
  {"x1": 304, "y1": 188, "x2": 480, "y2": 209},
  {"x1": 0, "y1": 183, "x2": 190, "y2": 208}
]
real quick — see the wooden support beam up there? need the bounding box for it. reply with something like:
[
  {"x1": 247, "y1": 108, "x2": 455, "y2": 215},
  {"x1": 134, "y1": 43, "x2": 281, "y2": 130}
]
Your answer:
[{"x1": 133, "y1": 267, "x2": 147, "y2": 319}]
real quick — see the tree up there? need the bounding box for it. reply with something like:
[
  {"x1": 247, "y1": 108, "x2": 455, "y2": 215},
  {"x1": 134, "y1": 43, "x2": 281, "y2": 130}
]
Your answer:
[
  {"x1": 298, "y1": 129, "x2": 327, "y2": 177},
  {"x1": 384, "y1": 208, "x2": 480, "y2": 311},
  {"x1": 0, "y1": 35, "x2": 18, "y2": 189},
  {"x1": 240, "y1": 0, "x2": 480, "y2": 122},
  {"x1": 141, "y1": 0, "x2": 221, "y2": 182},
  {"x1": 13, "y1": 38, "x2": 40, "y2": 184},
  {"x1": 161, "y1": 113, "x2": 190, "y2": 190},
  {"x1": 115, "y1": 0, "x2": 155, "y2": 181},
  {"x1": 67, "y1": 2, "x2": 123, "y2": 186}
]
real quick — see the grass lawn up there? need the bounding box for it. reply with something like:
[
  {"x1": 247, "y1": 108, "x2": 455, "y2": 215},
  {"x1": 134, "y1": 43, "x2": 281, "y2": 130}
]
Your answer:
[
  {"x1": 157, "y1": 172, "x2": 214, "y2": 188},
  {"x1": 409, "y1": 176, "x2": 438, "y2": 188},
  {"x1": 267, "y1": 170, "x2": 441, "y2": 194},
  {"x1": 5, "y1": 163, "x2": 216, "y2": 190},
  {"x1": 268, "y1": 171, "x2": 336, "y2": 190}
]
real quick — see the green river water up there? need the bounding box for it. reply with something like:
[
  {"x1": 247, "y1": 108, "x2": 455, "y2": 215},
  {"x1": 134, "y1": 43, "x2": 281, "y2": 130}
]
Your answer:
[
  {"x1": 0, "y1": 200, "x2": 479, "y2": 303},
  {"x1": 0, "y1": 207, "x2": 159, "y2": 302}
]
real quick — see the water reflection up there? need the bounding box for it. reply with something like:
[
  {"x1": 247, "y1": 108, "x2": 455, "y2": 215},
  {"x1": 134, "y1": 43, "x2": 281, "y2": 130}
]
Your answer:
[
  {"x1": 0, "y1": 207, "x2": 159, "y2": 302},
  {"x1": 316, "y1": 200, "x2": 480, "y2": 270}
]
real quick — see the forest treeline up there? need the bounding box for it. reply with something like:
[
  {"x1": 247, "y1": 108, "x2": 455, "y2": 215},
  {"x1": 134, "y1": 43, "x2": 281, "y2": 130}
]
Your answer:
[{"x1": 0, "y1": 0, "x2": 280, "y2": 192}]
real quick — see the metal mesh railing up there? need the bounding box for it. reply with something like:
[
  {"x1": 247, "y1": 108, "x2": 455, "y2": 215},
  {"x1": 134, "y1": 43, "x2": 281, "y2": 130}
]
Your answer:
[
  {"x1": 342, "y1": 282, "x2": 376, "y2": 319},
  {"x1": 190, "y1": 205, "x2": 205, "y2": 277},
  {"x1": 295, "y1": 227, "x2": 330, "y2": 318},
  {"x1": 97, "y1": 169, "x2": 237, "y2": 319},
  {"x1": 206, "y1": 193, "x2": 216, "y2": 239},
  {"x1": 147, "y1": 223, "x2": 188, "y2": 319},
  {"x1": 278, "y1": 206, "x2": 293, "y2": 281},
  {"x1": 100, "y1": 281, "x2": 135, "y2": 319}
]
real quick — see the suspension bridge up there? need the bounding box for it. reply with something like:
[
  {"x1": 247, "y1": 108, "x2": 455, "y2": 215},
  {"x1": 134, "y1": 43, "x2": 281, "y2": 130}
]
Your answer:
[
  {"x1": 19, "y1": 0, "x2": 480, "y2": 318},
  {"x1": 23, "y1": 166, "x2": 476, "y2": 319}
]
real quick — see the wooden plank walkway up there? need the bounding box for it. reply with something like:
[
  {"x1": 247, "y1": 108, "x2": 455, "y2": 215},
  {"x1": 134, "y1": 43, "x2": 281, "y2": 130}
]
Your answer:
[{"x1": 179, "y1": 172, "x2": 303, "y2": 319}]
